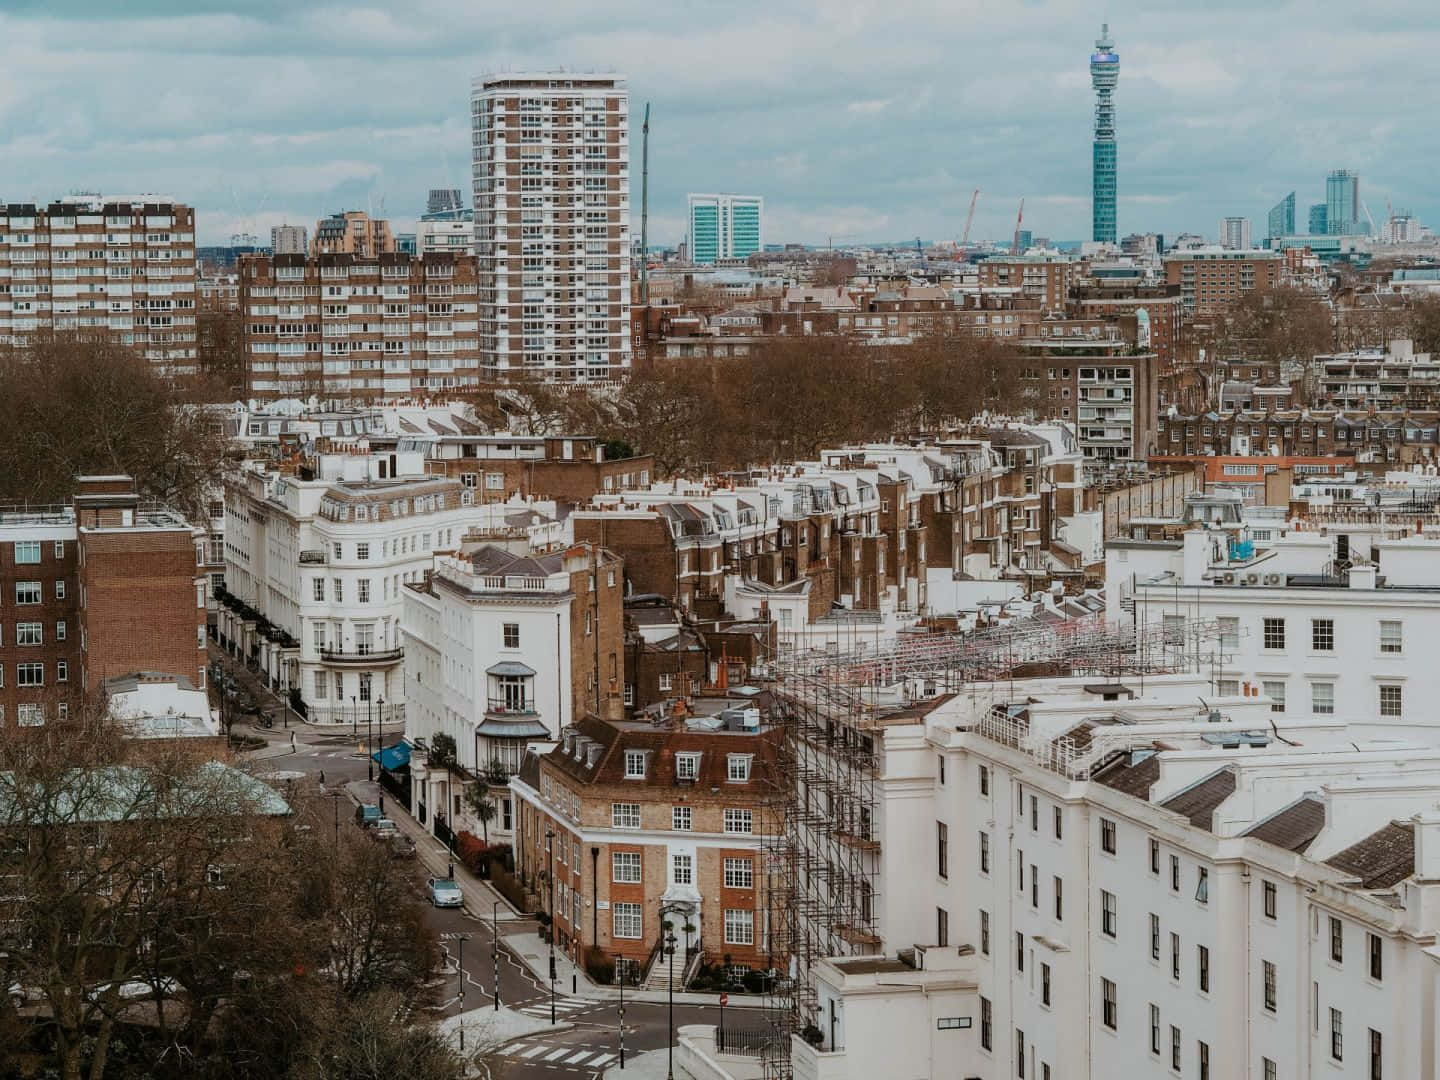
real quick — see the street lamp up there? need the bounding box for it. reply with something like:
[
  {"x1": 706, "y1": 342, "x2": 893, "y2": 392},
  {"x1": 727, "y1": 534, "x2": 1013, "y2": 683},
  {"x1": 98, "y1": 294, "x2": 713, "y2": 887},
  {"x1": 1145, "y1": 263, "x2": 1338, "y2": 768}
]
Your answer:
[
  {"x1": 350, "y1": 694, "x2": 357, "y2": 736},
  {"x1": 492, "y1": 898, "x2": 501, "y2": 1011},
  {"x1": 660, "y1": 909, "x2": 681, "y2": 1080},
  {"x1": 440, "y1": 932, "x2": 473, "y2": 1051},
  {"x1": 546, "y1": 828, "x2": 556, "y2": 1024}
]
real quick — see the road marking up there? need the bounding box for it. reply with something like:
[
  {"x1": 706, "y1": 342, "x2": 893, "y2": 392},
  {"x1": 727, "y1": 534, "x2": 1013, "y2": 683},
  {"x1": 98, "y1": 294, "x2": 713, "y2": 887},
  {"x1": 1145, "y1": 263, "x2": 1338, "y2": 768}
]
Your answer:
[
  {"x1": 543, "y1": 1048, "x2": 569, "y2": 1061},
  {"x1": 563, "y1": 1051, "x2": 593, "y2": 1064},
  {"x1": 518, "y1": 1045, "x2": 547, "y2": 1059},
  {"x1": 589, "y1": 1055, "x2": 617, "y2": 1067}
]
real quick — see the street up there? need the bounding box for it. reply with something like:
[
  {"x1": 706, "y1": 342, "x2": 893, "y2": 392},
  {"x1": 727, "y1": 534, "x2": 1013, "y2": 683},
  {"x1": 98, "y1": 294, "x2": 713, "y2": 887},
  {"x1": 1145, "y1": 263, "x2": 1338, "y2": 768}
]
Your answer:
[{"x1": 210, "y1": 646, "x2": 765, "y2": 1078}]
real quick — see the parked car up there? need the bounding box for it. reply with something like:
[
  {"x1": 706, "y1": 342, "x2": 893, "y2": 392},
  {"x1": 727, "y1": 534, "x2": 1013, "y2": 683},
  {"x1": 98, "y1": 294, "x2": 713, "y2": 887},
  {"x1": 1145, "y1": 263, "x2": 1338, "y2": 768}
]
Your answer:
[
  {"x1": 370, "y1": 818, "x2": 400, "y2": 840},
  {"x1": 427, "y1": 877, "x2": 463, "y2": 908},
  {"x1": 354, "y1": 804, "x2": 382, "y2": 828},
  {"x1": 387, "y1": 833, "x2": 417, "y2": 860}
]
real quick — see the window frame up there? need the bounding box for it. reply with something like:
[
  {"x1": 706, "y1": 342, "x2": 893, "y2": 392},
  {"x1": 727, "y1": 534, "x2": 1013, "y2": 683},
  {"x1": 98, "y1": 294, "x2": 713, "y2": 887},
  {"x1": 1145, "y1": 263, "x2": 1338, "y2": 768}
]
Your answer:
[{"x1": 612, "y1": 851, "x2": 642, "y2": 883}]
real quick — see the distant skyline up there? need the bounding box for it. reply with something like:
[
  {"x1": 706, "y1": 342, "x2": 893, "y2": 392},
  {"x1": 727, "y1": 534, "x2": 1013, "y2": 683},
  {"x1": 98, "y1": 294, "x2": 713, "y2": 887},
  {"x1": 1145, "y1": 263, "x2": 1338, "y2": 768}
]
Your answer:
[{"x1": 1, "y1": 1, "x2": 1434, "y2": 247}]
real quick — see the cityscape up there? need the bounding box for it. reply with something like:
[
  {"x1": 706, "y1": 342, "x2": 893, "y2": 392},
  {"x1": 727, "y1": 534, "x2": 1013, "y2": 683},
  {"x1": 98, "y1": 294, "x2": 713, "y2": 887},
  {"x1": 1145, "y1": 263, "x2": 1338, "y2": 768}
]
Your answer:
[{"x1": 4, "y1": 4, "x2": 1440, "y2": 1080}]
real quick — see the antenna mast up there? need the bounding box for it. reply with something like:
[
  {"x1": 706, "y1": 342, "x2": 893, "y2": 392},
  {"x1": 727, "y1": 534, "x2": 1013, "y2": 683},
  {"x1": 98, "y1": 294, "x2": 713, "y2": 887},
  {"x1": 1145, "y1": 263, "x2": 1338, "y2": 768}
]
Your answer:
[{"x1": 640, "y1": 103, "x2": 651, "y2": 304}]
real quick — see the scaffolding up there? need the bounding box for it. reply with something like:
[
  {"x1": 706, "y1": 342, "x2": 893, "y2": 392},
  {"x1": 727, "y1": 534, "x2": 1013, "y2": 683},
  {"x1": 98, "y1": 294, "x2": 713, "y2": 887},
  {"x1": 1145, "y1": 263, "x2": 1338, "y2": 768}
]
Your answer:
[{"x1": 758, "y1": 612, "x2": 1227, "y2": 1079}]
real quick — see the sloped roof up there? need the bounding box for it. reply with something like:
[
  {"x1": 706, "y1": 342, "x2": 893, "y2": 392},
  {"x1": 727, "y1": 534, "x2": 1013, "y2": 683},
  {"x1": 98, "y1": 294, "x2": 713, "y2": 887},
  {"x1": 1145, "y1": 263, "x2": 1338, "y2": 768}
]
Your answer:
[
  {"x1": 1327, "y1": 821, "x2": 1415, "y2": 890},
  {"x1": 1092, "y1": 750, "x2": 1160, "y2": 801},
  {"x1": 1243, "y1": 797, "x2": 1326, "y2": 854},
  {"x1": 1161, "y1": 768, "x2": 1237, "y2": 831}
]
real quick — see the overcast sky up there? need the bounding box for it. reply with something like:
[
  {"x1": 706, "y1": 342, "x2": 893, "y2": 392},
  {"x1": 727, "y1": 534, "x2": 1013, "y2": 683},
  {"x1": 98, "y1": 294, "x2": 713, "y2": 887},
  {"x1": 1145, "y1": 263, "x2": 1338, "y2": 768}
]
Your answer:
[{"x1": 0, "y1": 1, "x2": 1430, "y2": 247}]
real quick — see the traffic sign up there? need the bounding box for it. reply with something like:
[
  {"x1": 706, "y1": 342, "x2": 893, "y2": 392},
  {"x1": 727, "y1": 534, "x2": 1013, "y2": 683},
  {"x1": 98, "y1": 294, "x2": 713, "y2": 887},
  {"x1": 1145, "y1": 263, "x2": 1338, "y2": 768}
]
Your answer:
[{"x1": 719, "y1": 992, "x2": 729, "y2": 1006}]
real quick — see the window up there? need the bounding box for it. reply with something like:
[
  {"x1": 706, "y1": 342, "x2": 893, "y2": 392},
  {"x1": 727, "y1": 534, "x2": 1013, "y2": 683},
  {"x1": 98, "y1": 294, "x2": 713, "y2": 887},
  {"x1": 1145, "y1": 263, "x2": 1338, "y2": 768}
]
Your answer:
[
  {"x1": 1263, "y1": 1058, "x2": 1276, "y2": 1080},
  {"x1": 613, "y1": 902, "x2": 642, "y2": 939},
  {"x1": 978, "y1": 764, "x2": 989, "y2": 795},
  {"x1": 724, "y1": 809, "x2": 752, "y2": 834},
  {"x1": 56, "y1": 661, "x2": 67, "y2": 683},
  {"x1": 1197, "y1": 945, "x2": 1209, "y2": 992},
  {"x1": 1163, "y1": 614, "x2": 1184, "y2": 645},
  {"x1": 1198, "y1": 1040, "x2": 1209, "y2": 1080},
  {"x1": 1100, "y1": 817, "x2": 1116, "y2": 854},
  {"x1": 1330, "y1": 916, "x2": 1343, "y2": 963},
  {"x1": 357, "y1": 579, "x2": 370, "y2": 603},
  {"x1": 1017, "y1": 850, "x2": 1025, "y2": 892},
  {"x1": 1263, "y1": 880, "x2": 1277, "y2": 919},
  {"x1": 1368, "y1": 933, "x2": 1382, "y2": 981},
  {"x1": 1150, "y1": 913, "x2": 1161, "y2": 960},
  {"x1": 1171, "y1": 932, "x2": 1181, "y2": 980},
  {"x1": 676, "y1": 752, "x2": 701, "y2": 781},
  {"x1": 313, "y1": 578, "x2": 325, "y2": 601},
  {"x1": 332, "y1": 543, "x2": 342, "y2": 560},
  {"x1": 503, "y1": 623, "x2": 520, "y2": 648},
  {"x1": 1263, "y1": 617, "x2": 1286, "y2": 650},
  {"x1": 1015, "y1": 931, "x2": 1025, "y2": 973},
  {"x1": 1054, "y1": 875, "x2": 1064, "y2": 921},
  {"x1": 1170, "y1": 855, "x2": 1180, "y2": 892},
  {"x1": 1196, "y1": 867, "x2": 1209, "y2": 904},
  {"x1": 1263, "y1": 960, "x2": 1276, "y2": 1011},
  {"x1": 16, "y1": 623, "x2": 41, "y2": 646},
  {"x1": 611, "y1": 803, "x2": 640, "y2": 829},
  {"x1": 1150, "y1": 1003, "x2": 1161, "y2": 1055},
  {"x1": 672, "y1": 854, "x2": 693, "y2": 885},
  {"x1": 331, "y1": 578, "x2": 342, "y2": 603},
  {"x1": 724, "y1": 858, "x2": 753, "y2": 889},
  {"x1": 1311, "y1": 681, "x2": 1335, "y2": 715},
  {"x1": 1041, "y1": 961, "x2": 1051, "y2": 1006},
  {"x1": 1262, "y1": 680, "x2": 1286, "y2": 713},
  {"x1": 54, "y1": 540, "x2": 64, "y2": 558},
  {"x1": 980, "y1": 997, "x2": 992, "y2": 1051},
  {"x1": 1101, "y1": 977, "x2": 1116, "y2": 1030},
  {"x1": 1370, "y1": 1029, "x2": 1382, "y2": 1080},
  {"x1": 936, "y1": 821, "x2": 949, "y2": 878},
  {"x1": 356, "y1": 542, "x2": 370, "y2": 560},
  {"x1": 727, "y1": 755, "x2": 751, "y2": 782},
  {"x1": 658, "y1": 673, "x2": 674, "y2": 692},
  {"x1": 936, "y1": 906, "x2": 949, "y2": 947},
  {"x1": 1218, "y1": 616, "x2": 1239, "y2": 650},
  {"x1": 624, "y1": 750, "x2": 646, "y2": 779},
  {"x1": 15, "y1": 581, "x2": 40, "y2": 605},
  {"x1": 672, "y1": 806, "x2": 692, "y2": 831},
  {"x1": 17, "y1": 704, "x2": 43, "y2": 726},
  {"x1": 1311, "y1": 617, "x2": 1335, "y2": 652},
  {"x1": 612, "y1": 852, "x2": 641, "y2": 883},
  {"x1": 979, "y1": 831, "x2": 990, "y2": 873},
  {"x1": 17, "y1": 663, "x2": 43, "y2": 687},
  {"x1": 1031, "y1": 865, "x2": 1039, "y2": 908},
  {"x1": 980, "y1": 909, "x2": 990, "y2": 955},
  {"x1": 1331, "y1": 1007, "x2": 1343, "y2": 1062},
  {"x1": 1170, "y1": 1025, "x2": 1181, "y2": 1072},
  {"x1": 1150, "y1": 838, "x2": 1160, "y2": 875},
  {"x1": 723, "y1": 909, "x2": 753, "y2": 945},
  {"x1": 14, "y1": 541, "x2": 40, "y2": 564},
  {"x1": 1016, "y1": 1029, "x2": 1026, "y2": 1077},
  {"x1": 937, "y1": 754, "x2": 945, "y2": 785},
  {"x1": 1030, "y1": 794, "x2": 1038, "y2": 831},
  {"x1": 1379, "y1": 620, "x2": 1402, "y2": 654},
  {"x1": 1053, "y1": 806, "x2": 1063, "y2": 839},
  {"x1": 1379, "y1": 684, "x2": 1403, "y2": 717},
  {"x1": 1101, "y1": 890, "x2": 1116, "y2": 937}
]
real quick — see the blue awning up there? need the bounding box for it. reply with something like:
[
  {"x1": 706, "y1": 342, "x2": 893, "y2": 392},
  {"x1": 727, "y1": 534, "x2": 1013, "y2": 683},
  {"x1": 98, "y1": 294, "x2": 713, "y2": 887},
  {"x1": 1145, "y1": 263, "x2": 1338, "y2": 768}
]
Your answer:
[{"x1": 372, "y1": 741, "x2": 412, "y2": 771}]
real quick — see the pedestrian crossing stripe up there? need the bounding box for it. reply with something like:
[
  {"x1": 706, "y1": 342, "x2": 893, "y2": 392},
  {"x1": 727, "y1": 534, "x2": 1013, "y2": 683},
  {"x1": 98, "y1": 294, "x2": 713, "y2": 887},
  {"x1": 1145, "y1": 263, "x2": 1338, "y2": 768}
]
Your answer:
[{"x1": 501, "y1": 1044, "x2": 619, "y2": 1067}]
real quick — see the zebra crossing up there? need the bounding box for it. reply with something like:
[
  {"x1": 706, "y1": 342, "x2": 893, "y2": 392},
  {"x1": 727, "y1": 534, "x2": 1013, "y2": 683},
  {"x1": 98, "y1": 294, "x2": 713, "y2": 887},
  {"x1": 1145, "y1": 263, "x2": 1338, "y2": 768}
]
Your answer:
[
  {"x1": 513, "y1": 995, "x2": 596, "y2": 1020},
  {"x1": 500, "y1": 1041, "x2": 619, "y2": 1069}
]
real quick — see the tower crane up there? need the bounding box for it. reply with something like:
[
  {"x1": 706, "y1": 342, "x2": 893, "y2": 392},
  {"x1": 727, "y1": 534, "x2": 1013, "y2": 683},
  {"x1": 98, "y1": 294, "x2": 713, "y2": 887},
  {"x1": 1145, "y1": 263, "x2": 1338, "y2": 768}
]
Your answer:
[{"x1": 961, "y1": 188, "x2": 979, "y2": 247}]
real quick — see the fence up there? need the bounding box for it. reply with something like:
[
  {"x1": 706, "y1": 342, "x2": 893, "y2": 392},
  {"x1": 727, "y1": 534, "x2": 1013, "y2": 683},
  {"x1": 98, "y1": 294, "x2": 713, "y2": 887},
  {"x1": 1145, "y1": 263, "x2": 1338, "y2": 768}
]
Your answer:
[{"x1": 716, "y1": 1025, "x2": 776, "y2": 1057}]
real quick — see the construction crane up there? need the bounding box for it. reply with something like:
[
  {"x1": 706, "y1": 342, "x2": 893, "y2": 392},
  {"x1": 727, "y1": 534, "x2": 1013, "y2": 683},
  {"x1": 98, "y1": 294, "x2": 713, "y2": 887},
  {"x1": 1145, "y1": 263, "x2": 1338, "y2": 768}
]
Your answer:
[
  {"x1": 1010, "y1": 198, "x2": 1025, "y2": 255},
  {"x1": 960, "y1": 188, "x2": 979, "y2": 247},
  {"x1": 1361, "y1": 199, "x2": 1378, "y2": 239},
  {"x1": 640, "y1": 103, "x2": 651, "y2": 303}
]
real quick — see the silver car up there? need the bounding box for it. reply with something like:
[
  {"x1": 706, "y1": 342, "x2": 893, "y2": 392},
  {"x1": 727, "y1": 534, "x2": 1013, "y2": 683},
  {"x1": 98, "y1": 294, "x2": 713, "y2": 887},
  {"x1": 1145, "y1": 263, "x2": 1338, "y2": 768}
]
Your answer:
[{"x1": 427, "y1": 876, "x2": 463, "y2": 908}]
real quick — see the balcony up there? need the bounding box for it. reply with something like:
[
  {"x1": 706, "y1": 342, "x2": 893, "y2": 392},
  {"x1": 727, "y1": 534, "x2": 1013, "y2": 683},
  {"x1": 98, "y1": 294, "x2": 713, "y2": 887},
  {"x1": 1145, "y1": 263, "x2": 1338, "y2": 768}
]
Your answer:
[
  {"x1": 485, "y1": 697, "x2": 539, "y2": 718},
  {"x1": 299, "y1": 549, "x2": 327, "y2": 565},
  {"x1": 320, "y1": 647, "x2": 404, "y2": 666}
]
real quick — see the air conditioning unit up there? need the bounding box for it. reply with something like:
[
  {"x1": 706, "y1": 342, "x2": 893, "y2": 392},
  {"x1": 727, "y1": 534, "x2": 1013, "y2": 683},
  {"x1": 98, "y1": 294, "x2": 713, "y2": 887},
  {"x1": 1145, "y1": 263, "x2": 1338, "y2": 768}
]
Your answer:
[
  {"x1": 1264, "y1": 573, "x2": 1282, "y2": 585},
  {"x1": 1245, "y1": 573, "x2": 1261, "y2": 585}
]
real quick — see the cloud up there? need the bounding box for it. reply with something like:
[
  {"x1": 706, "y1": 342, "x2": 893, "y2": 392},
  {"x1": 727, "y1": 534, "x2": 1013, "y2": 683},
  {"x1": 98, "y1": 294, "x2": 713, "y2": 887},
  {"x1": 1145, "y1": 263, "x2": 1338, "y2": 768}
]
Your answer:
[{"x1": 1, "y1": 1, "x2": 1436, "y2": 245}]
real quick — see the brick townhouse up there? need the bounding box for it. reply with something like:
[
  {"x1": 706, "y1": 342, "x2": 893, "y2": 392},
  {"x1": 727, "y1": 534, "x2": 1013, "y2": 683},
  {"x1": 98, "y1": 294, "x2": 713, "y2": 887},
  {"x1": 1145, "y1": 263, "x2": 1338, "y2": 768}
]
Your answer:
[
  {"x1": 511, "y1": 706, "x2": 780, "y2": 982},
  {"x1": 0, "y1": 476, "x2": 206, "y2": 726}
]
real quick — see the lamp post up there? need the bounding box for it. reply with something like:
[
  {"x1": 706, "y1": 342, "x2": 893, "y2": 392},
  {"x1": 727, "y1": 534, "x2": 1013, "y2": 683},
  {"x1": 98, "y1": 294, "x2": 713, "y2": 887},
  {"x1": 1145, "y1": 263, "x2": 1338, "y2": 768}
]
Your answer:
[
  {"x1": 366, "y1": 695, "x2": 374, "y2": 782},
  {"x1": 661, "y1": 913, "x2": 680, "y2": 1080},
  {"x1": 618, "y1": 948, "x2": 627, "y2": 1069},
  {"x1": 440, "y1": 932, "x2": 473, "y2": 1051},
  {"x1": 546, "y1": 827, "x2": 556, "y2": 1023},
  {"x1": 350, "y1": 695, "x2": 356, "y2": 736}
]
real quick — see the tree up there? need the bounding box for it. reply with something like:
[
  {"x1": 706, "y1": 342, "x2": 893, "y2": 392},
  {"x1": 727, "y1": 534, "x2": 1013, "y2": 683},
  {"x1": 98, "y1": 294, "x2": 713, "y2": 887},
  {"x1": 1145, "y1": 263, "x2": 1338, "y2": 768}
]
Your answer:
[
  {"x1": 189, "y1": 310, "x2": 247, "y2": 402},
  {"x1": 464, "y1": 783, "x2": 497, "y2": 845},
  {"x1": 287, "y1": 991, "x2": 490, "y2": 1080},
  {"x1": 0, "y1": 332, "x2": 231, "y2": 521}
]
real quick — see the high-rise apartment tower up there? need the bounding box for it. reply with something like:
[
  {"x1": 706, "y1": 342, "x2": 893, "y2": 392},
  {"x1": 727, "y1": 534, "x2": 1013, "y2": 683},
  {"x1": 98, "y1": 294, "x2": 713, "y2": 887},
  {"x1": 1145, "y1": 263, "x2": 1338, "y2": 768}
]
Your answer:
[
  {"x1": 1090, "y1": 24, "x2": 1119, "y2": 244},
  {"x1": 1267, "y1": 193, "x2": 1295, "y2": 240},
  {"x1": 687, "y1": 193, "x2": 764, "y2": 263},
  {"x1": 1326, "y1": 169, "x2": 1360, "y2": 235},
  {"x1": 470, "y1": 72, "x2": 632, "y2": 383}
]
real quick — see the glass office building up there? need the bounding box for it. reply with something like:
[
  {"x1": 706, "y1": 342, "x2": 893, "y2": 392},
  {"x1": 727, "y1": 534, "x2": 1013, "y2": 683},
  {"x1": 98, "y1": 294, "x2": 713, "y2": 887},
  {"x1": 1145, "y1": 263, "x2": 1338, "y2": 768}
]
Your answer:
[{"x1": 687, "y1": 194, "x2": 764, "y2": 263}]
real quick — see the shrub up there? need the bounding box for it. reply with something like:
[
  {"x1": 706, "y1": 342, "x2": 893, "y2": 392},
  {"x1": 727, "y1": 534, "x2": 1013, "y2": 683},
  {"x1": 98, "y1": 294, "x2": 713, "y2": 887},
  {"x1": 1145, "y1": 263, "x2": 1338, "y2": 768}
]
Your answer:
[
  {"x1": 489, "y1": 863, "x2": 529, "y2": 913},
  {"x1": 584, "y1": 947, "x2": 615, "y2": 985}
]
